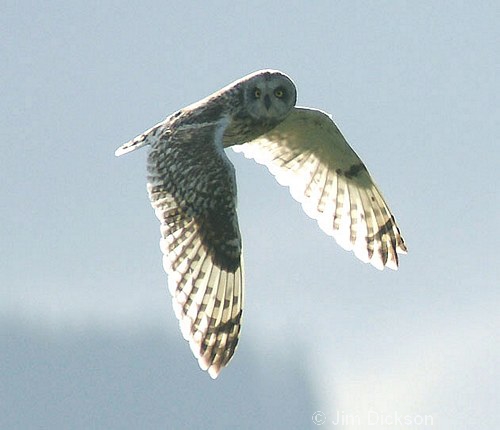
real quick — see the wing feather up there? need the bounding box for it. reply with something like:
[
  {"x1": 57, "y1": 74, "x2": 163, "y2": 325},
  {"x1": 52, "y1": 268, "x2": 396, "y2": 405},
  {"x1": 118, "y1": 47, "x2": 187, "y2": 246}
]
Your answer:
[
  {"x1": 146, "y1": 119, "x2": 243, "y2": 378},
  {"x1": 233, "y1": 106, "x2": 407, "y2": 270}
]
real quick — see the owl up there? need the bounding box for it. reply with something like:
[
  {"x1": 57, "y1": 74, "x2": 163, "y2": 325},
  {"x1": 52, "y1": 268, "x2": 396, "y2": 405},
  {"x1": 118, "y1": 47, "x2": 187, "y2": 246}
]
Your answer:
[{"x1": 115, "y1": 70, "x2": 407, "y2": 378}]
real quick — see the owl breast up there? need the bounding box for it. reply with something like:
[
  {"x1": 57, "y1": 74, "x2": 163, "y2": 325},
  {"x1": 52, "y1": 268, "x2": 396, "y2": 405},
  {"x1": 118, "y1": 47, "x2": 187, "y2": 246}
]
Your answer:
[{"x1": 222, "y1": 113, "x2": 284, "y2": 147}]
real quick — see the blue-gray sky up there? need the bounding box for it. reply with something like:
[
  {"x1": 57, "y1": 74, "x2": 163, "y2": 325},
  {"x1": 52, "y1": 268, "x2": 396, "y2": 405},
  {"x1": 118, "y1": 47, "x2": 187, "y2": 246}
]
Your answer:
[{"x1": 1, "y1": 1, "x2": 498, "y2": 429}]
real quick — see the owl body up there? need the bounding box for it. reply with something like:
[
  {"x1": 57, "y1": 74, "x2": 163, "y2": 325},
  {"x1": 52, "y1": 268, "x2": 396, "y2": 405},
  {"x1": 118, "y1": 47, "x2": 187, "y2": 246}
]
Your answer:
[
  {"x1": 116, "y1": 70, "x2": 407, "y2": 378},
  {"x1": 145, "y1": 70, "x2": 294, "y2": 149}
]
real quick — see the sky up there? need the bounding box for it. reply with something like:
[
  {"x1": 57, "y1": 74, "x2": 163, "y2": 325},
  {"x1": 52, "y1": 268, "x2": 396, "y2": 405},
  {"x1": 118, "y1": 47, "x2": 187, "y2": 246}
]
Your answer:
[{"x1": 1, "y1": 1, "x2": 499, "y2": 429}]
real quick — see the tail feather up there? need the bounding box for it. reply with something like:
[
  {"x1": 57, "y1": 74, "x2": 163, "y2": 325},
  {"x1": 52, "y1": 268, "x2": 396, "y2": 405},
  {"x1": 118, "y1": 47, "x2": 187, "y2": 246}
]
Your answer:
[{"x1": 115, "y1": 122, "x2": 165, "y2": 157}]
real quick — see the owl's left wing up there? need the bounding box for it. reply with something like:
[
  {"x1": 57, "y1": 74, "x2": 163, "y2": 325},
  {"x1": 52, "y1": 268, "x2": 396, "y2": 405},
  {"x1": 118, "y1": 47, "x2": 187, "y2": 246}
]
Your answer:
[
  {"x1": 147, "y1": 120, "x2": 244, "y2": 378},
  {"x1": 233, "y1": 107, "x2": 407, "y2": 270}
]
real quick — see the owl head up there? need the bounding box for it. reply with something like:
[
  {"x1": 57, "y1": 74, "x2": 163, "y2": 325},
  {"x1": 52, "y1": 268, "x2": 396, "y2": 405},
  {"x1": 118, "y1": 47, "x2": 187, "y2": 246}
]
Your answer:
[{"x1": 242, "y1": 70, "x2": 297, "y2": 121}]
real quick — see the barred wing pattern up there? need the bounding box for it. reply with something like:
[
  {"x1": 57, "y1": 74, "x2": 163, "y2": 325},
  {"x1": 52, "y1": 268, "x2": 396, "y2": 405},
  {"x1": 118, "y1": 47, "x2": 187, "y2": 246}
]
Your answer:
[
  {"x1": 147, "y1": 121, "x2": 243, "y2": 378},
  {"x1": 233, "y1": 107, "x2": 407, "y2": 270}
]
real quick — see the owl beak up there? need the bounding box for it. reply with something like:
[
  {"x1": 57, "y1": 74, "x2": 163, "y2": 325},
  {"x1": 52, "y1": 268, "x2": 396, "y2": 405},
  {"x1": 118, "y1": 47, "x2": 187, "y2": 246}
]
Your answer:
[{"x1": 264, "y1": 94, "x2": 271, "y2": 110}]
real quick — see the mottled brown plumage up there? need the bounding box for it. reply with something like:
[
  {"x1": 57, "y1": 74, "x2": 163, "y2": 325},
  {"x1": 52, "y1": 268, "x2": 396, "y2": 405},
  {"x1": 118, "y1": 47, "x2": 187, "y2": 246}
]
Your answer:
[{"x1": 115, "y1": 69, "x2": 407, "y2": 378}]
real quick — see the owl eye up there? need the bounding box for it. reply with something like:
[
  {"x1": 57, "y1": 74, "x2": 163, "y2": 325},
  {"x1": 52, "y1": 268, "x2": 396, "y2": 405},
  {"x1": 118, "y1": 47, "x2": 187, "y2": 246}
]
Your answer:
[
  {"x1": 274, "y1": 88, "x2": 285, "y2": 98},
  {"x1": 254, "y1": 89, "x2": 261, "y2": 99}
]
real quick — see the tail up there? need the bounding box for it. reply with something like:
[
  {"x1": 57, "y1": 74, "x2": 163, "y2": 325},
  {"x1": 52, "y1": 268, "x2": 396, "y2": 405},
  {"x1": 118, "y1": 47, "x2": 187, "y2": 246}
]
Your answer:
[{"x1": 115, "y1": 122, "x2": 165, "y2": 157}]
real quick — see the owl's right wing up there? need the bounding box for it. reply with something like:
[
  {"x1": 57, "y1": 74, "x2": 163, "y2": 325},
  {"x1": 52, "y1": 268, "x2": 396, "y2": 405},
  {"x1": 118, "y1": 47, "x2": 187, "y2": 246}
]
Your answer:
[
  {"x1": 233, "y1": 107, "x2": 407, "y2": 270},
  {"x1": 146, "y1": 119, "x2": 243, "y2": 378}
]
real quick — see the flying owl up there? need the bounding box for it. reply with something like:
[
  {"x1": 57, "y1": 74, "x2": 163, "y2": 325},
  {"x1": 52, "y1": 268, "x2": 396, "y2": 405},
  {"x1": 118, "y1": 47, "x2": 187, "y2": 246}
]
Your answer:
[{"x1": 115, "y1": 70, "x2": 407, "y2": 379}]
